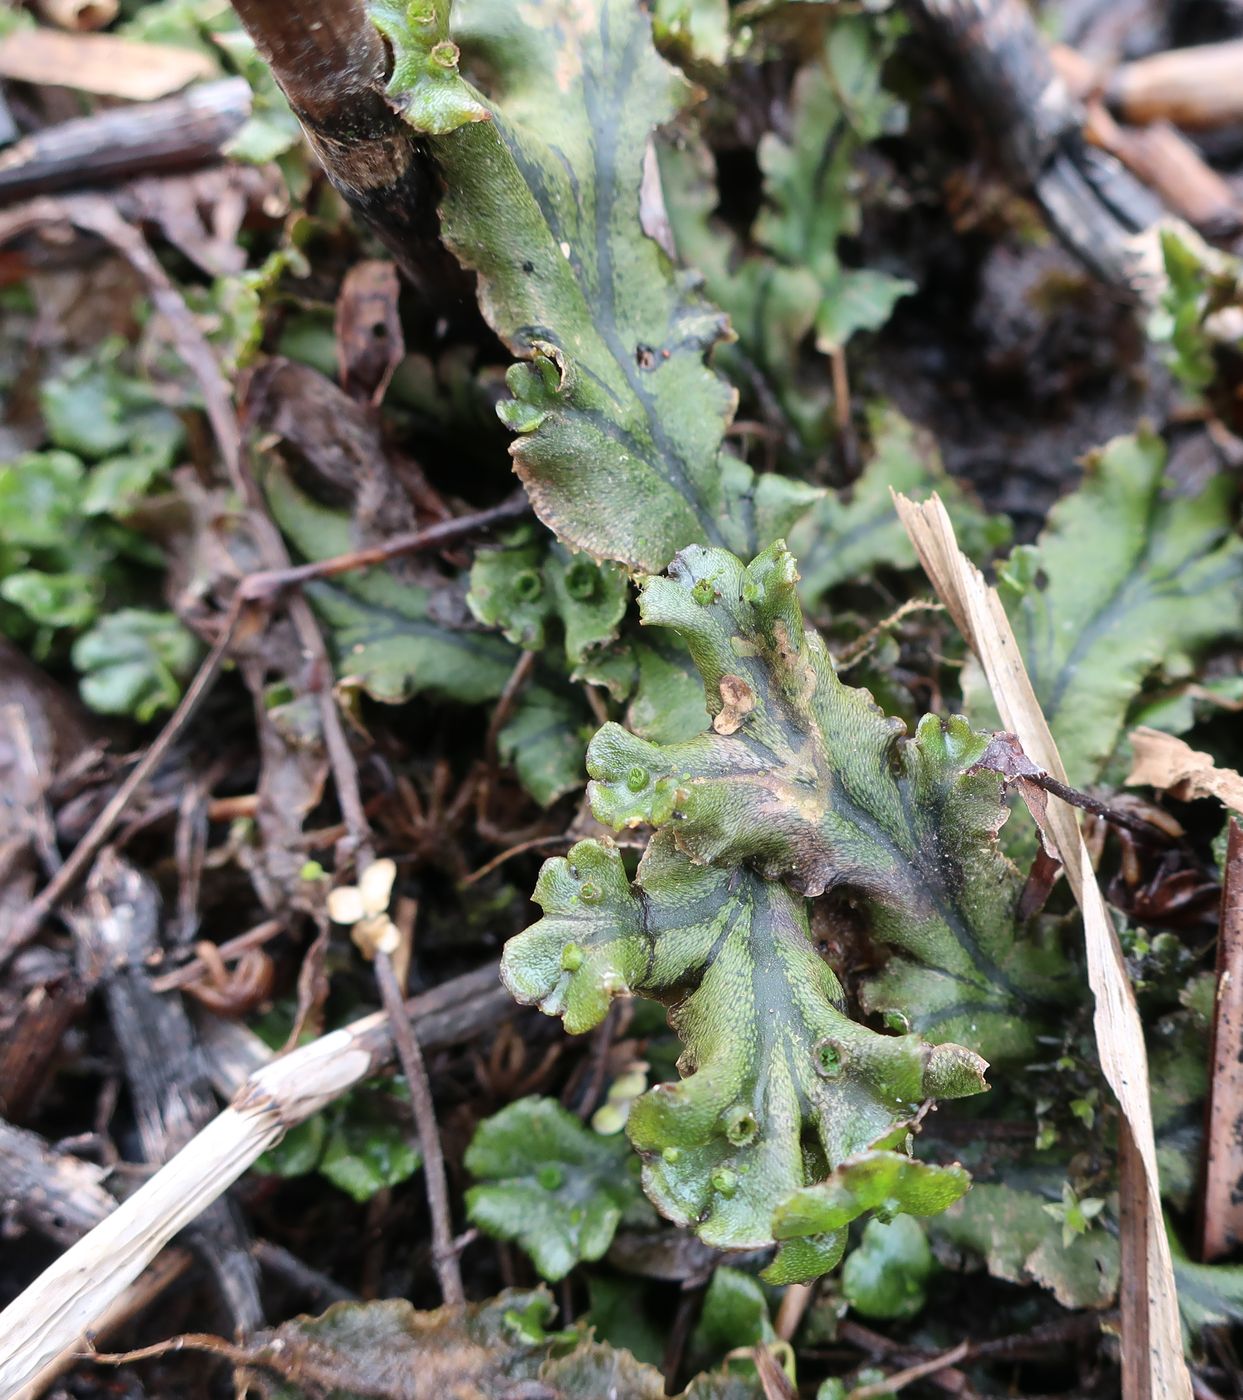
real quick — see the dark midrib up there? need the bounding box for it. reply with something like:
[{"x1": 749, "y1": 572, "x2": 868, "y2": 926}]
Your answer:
[
  {"x1": 580, "y1": 12, "x2": 725, "y2": 545},
  {"x1": 310, "y1": 583, "x2": 511, "y2": 661}
]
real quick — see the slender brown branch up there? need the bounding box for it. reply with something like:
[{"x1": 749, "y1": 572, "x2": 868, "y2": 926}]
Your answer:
[
  {"x1": 835, "y1": 599, "x2": 945, "y2": 671},
  {"x1": 463, "y1": 834, "x2": 571, "y2": 886},
  {"x1": 848, "y1": 1340, "x2": 971, "y2": 1399},
  {"x1": 1025, "y1": 769, "x2": 1177, "y2": 842},
  {"x1": 974, "y1": 732, "x2": 1179, "y2": 842},
  {"x1": 238, "y1": 493, "x2": 531, "y2": 601},
  {"x1": 483, "y1": 649, "x2": 538, "y2": 768},
  {"x1": 83, "y1": 1335, "x2": 254, "y2": 1369},
  {"x1": 150, "y1": 919, "x2": 285, "y2": 994},
  {"x1": 829, "y1": 345, "x2": 859, "y2": 478},
  {"x1": 292, "y1": 588, "x2": 374, "y2": 867},
  {"x1": 373, "y1": 947, "x2": 465, "y2": 1306},
  {"x1": 252, "y1": 1240, "x2": 358, "y2": 1307},
  {"x1": 835, "y1": 1321, "x2": 966, "y2": 1396}
]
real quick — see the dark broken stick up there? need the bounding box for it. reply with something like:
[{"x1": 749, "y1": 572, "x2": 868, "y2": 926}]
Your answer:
[
  {"x1": 0, "y1": 78, "x2": 251, "y2": 204},
  {"x1": 0, "y1": 698, "x2": 93, "y2": 1118},
  {"x1": 251, "y1": 1239, "x2": 358, "y2": 1308},
  {"x1": 1047, "y1": 45, "x2": 1242, "y2": 236},
  {"x1": 0, "y1": 1119, "x2": 119, "y2": 1248},
  {"x1": 73, "y1": 853, "x2": 263, "y2": 1335},
  {"x1": 1083, "y1": 106, "x2": 1241, "y2": 239},
  {"x1": 228, "y1": 0, "x2": 473, "y2": 314},
  {"x1": 850, "y1": 1340, "x2": 971, "y2": 1400},
  {"x1": 908, "y1": 0, "x2": 1165, "y2": 294},
  {"x1": 0, "y1": 947, "x2": 90, "y2": 1122}
]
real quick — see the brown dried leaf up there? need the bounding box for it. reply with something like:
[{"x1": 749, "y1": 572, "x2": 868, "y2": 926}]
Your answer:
[
  {"x1": 1126, "y1": 726, "x2": 1243, "y2": 815},
  {"x1": 123, "y1": 165, "x2": 283, "y2": 278},
  {"x1": 243, "y1": 357, "x2": 419, "y2": 545},
  {"x1": 0, "y1": 31, "x2": 214, "y2": 101},
  {"x1": 711, "y1": 674, "x2": 755, "y2": 736},
  {"x1": 334, "y1": 260, "x2": 404, "y2": 408}
]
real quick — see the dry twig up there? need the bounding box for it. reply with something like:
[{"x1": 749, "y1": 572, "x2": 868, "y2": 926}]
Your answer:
[
  {"x1": 1107, "y1": 40, "x2": 1243, "y2": 130},
  {"x1": 0, "y1": 79, "x2": 251, "y2": 202},
  {"x1": 374, "y1": 946, "x2": 464, "y2": 1306},
  {"x1": 849, "y1": 1340, "x2": 971, "y2": 1399},
  {"x1": 236, "y1": 494, "x2": 530, "y2": 601}
]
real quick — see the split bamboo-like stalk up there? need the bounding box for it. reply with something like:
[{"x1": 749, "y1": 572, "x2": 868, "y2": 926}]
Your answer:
[
  {"x1": 894, "y1": 493, "x2": 1191, "y2": 1400},
  {"x1": 0, "y1": 964, "x2": 513, "y2": 1395},
  {"x1": 1201, "y1": 820, "x2": 1243, "y2": 1260}
]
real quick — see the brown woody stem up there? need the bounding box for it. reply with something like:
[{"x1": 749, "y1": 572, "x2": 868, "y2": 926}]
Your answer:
[{"x1": 228, "y1": 0, "x2": 471, "y2": 310}]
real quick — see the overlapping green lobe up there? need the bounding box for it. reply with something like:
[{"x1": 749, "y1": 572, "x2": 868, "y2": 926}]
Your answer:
[
  {"x1": 504, "y1": 829, "x2": 984, "y2": 1261},
  {"x1": 789, "y1": 408, "x2": 1011, "y2": 604},
  {"x1": 375, "y1": 0, "x2": 817, "y2": 570},
  {"x1": 468, "y1": 529, "x2": 629, "y2": 667},
  {"x1": 464, "y1": 1097, "x2": 650, "y2": 1281},
  {"x1": 658, "y1": 15, "x2": 913, "y2": 454},
  {"x1": 264, "y1": 464, "x2": 515, "y2": 705},
  {"x1": 586, "y1": 541, "x2": 1067, "y2": 1060},
  {"x1": 967, "y1": 430, "x2": 1243, "y2": 783},
  {"x1": 773, "y1": 1150, "x2": 970, "y2": 1239}
]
